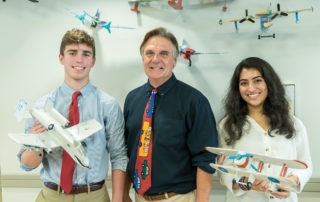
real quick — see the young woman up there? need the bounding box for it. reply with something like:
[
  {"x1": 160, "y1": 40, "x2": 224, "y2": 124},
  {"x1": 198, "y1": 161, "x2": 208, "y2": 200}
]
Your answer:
[{"x1": 218, "y1": 57, "x2": 312, "y2": 202}]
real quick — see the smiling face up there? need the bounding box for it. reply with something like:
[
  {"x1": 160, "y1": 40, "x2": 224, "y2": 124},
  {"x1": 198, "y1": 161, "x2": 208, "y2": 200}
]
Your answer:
[
  {"x1": 59, "y1": 43, "x2": 96, "y2": 88},
  {"x1": 142, "y1": 36, "x2": 177, "y2": 88},
  {"x1": 239, "y1": 68, "x2": 268, "y2": 112}
]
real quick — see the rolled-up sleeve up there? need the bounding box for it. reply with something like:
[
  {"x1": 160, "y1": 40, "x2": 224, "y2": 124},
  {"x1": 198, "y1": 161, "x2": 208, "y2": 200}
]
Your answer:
[
  {"x1": 17, "y1": 118, "x2": 37, "y2": 171},
  {"x1": 105, "y1": 101, "x2": 128, "y2": 172},
  {"x1": 187, "y1": 96, "x2": 218, "y2": 174}
]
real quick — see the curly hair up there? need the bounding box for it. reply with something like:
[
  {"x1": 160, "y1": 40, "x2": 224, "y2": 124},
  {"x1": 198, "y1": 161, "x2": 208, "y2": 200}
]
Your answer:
[{"x1": 222, "y1": 57, "x2": 295, "y2": 146}]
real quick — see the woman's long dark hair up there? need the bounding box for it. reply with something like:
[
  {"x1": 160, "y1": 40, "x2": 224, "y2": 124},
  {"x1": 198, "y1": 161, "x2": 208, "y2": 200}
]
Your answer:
[{"x1": 223, "y1": 57, "x2": 295, "y2": 146}]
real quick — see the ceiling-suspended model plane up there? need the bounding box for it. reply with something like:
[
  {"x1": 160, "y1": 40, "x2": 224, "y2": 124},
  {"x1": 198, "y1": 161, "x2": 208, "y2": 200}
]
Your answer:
[
  {"x1": 179, "y1": 38, "x2": 225, "y2": 67},
  {"x1": 219, "y1": 3, "x2": 313, "y2": 39},
  {"x1": 69, "y1": 9, "x2": 135, "y2": 34},
  {"x1": 8, "y1": 98, "x2": 103, "y2": 169},
  {"x1": 129, "y1": 0, "x2": 183, "y2": 13},
  {"x1": 206, "y1": 147, "x2": 308, "y2": 192}
]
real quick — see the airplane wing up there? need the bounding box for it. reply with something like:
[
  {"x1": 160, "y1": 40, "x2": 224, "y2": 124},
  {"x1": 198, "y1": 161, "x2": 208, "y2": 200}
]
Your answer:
[
  {"x1": 210, "y1": 163, "x2": 298, "y2": 192},
  {"x1": 8, "y1": 132, "x2": 59, "y2": 149},
  {"x1": 206, "y1": 147, "x2": 239, "y2": 156},
  {"x1": 206, "y1": 147, "x2": 308, "y2": 169},
  {"x1": 250, "y1": 153, "x2": 308, "y2": 169},
  {"x1": 65, "y1": 119, "x2": 102, "y2": 142},
  {"x1": 219, "y1": 18, "x2": 244, "y2": 24},
  {"x1": 287, "y1": 7, "x2": 313, "y2": 15}
]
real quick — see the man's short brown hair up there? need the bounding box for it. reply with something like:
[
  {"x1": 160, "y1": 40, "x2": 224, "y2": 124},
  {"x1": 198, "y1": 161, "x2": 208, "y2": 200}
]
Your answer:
[
  {"x1": 140, "y1": 27, "x2": 179, "y2": 57},
  {"x1": 60, "y1": 28, "x2": 95, "y2": 57}
]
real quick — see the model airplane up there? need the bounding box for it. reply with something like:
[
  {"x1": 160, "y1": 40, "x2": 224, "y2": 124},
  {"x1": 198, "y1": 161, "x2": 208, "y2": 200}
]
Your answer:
[
  {"x1": 8, "y1": 98, "x2": 103, "y2": 169},
  {"x1": 179, "y1": 38, "x2": 225, "y2": 67},
  {"x1": 129, "y1": 0, "x2": 183, "y2": 13},
  {"x1": 69, "y1": 9, "x2": 135, "y2": 34},
  {"x1": 219, "y1": 3, "x2": 313, "y2": 39},
  {"x1": 222, "y1": 0, "x2": 228, "y2": 11},
  {"x1": 206, "y1": 147, "x2": 308, "y2": 193}
]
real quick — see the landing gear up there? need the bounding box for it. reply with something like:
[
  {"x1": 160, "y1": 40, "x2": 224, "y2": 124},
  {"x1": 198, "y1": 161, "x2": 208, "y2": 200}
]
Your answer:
[{"x1": 258, "y1": 33, "x2": 276, "y2": 39}]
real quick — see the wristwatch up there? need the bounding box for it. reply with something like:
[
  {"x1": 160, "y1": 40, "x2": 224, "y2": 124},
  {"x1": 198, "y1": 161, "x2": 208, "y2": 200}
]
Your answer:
[{"x1": 25, "y1": 145, "x2": 43, "y2": 157}]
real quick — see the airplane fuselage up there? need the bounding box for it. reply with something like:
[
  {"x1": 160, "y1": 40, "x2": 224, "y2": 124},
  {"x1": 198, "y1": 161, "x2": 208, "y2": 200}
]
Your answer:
[
  {"x1": 260, "y1": 15, "x2": 273, "y2": 31},
  {"x1": 30, "y1": 108, "x2": 90, "y2": 168}
]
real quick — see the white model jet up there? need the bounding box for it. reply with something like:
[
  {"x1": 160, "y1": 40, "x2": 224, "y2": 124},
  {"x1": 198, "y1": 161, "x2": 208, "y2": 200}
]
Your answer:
[{"x1": 8, "y1": 98, "x2": 102, "y2": 169}]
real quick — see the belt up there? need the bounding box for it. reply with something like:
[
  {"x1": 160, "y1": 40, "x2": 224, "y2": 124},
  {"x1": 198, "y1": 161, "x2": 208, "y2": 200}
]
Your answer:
[
  {"x1": 143, "y1": 192, "x2": 177, "y2": 201},
  {"x1": 44, "y1": 180, "x2": 105, "y2": 194}
]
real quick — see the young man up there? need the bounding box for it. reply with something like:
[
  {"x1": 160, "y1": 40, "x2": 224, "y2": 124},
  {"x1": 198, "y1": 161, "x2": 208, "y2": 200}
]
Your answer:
[
  {"x1": 123, "y1": 27, "x2": 218, "y2": 202},
  {"x1": 18, "y1": 28, "x2": 128, "y2": 202}
]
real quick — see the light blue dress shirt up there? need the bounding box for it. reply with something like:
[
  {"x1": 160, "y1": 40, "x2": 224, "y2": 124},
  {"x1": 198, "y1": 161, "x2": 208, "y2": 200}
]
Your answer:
[{"x1": 18, "y1": 82, "x2": 128, "y2": 185}]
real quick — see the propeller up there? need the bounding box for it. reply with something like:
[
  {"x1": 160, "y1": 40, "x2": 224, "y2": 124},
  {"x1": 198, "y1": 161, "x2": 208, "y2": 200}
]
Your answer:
[
  {"x1": 239, "y1": 9, "x2": 255, "y2": 23},
  {"x1": 272, "y1": 3, "x2": 288, "y2": 20}
]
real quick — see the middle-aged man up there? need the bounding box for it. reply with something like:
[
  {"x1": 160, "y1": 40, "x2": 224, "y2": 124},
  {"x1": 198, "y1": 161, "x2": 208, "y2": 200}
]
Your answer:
[{"x1": 123, "y1": 27, "x2": 218, "y2": 202}]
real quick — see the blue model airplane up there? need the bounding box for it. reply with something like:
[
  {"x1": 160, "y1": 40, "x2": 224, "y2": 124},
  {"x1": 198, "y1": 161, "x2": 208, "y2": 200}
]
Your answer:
[
  {"x1": 69, "y1": 9, "x2": 135, "y2": 34},
  {"x1": 219, "y1": 3, "x2": 313, "y2": 39}
]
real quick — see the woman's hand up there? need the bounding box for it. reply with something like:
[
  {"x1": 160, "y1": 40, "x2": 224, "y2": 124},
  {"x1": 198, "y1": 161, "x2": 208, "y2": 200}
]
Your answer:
[{"x1": 252, "y1": 179, "x2": 271, "y2": 192}]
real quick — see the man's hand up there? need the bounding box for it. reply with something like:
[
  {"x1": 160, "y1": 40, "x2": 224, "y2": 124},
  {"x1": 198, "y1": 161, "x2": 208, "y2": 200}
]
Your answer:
[
  {"x1": 30, "y1": 121, "x2": 47, "y2": 134},
  {"x1": 21, "y1": 121, "x2": 46, "y2": 168}
]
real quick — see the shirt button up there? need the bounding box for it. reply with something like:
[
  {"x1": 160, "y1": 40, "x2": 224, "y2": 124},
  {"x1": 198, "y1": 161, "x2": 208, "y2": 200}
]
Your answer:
[
  {"x1": 266, "y1": 148, "x2": 269, "y2": 152},
  {"x1": 265, "y1": 133, "x2": 268, "y2": 136},
  {"x1": 270, "y1": 196, "x2": 274, "y2": 199},
  {"x1": 268, "y1": 164, "x2": 271, "y2": 168}
]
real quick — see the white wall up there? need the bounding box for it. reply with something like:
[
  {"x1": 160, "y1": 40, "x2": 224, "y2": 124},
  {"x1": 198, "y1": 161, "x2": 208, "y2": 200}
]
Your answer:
[{"x1": 1, "y1": 0, "x2": 319, "y2": 178}]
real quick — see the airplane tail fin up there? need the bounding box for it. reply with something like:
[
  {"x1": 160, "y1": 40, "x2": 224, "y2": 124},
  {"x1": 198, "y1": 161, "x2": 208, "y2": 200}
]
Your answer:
[
  {"x1": 14, "y1": 98, "x2": 31, "y2": 122},
  {"x1": 101, "y1": 22, "x2": 111, "y2": 34}
]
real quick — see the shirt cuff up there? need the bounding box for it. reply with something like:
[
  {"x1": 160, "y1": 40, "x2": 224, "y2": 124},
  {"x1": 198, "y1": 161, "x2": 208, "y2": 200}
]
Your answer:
[{"x1": 111, "y1": 159, "x2": 128, "y2": 172}]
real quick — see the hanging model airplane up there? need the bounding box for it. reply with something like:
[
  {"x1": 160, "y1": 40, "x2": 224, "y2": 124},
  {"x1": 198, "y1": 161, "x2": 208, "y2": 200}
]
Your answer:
[
  {"x1": 69, "y1": 9, "x2": 135, "y2": 34},
  {"x1": 205, "y1": 147, "x2": 308, "y2": 192},
  {"x1": 8, "y1": 98, "x2": 103, "y2": 169},
  {"x1": 129, "y1": 0, "x2": 183, "y2": 13},
  {"x1": 219, "y1": 3, "x2": 313, "y2": 39},
  {"x1": 179, "y1": 38, "x2": 225, "y2": 67}
]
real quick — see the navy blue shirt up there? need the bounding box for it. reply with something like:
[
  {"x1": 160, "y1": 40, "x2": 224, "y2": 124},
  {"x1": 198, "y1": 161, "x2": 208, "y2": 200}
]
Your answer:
[{"x1": 124, "y1": 74, "x2": 218, "y2": 195}]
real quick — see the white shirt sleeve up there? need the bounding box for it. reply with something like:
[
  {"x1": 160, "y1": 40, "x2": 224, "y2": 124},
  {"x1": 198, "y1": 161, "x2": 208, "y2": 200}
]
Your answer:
[{"x1": 291, "y1": 116, "x2": 312, "y2": 192}]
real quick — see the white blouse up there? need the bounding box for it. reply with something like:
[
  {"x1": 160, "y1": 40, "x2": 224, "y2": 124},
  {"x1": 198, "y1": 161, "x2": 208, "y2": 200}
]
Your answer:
[{"x1": 218, "y1": 115, "x2": 312, "y2": 202}]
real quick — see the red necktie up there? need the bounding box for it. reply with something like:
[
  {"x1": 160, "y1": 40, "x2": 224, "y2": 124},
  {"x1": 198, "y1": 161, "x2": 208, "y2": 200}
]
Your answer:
[
  {"x1": 60, "y1": 91, "x2": 81, "y2": 194},
  {"x1": 134, "y1": 89, "x2": 157, "y2": 195}
]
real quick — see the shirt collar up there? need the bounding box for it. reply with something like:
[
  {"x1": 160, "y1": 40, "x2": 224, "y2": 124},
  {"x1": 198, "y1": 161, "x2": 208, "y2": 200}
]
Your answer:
[
  {"x1": 61, "y1": 81, "x2": 94, "y2": 98},
  {"x1": 144, "y1": 74, "x2": 177, "y2": 96}
]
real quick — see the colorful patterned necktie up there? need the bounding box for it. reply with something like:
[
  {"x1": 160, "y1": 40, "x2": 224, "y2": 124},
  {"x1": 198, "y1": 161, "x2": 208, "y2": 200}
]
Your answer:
[
  {"x1": 60, "y1": 91, "x2": 81, "y2": 194},
  {"x1": 134, "y1": 89, "x2": 157, "y2": 195}
]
